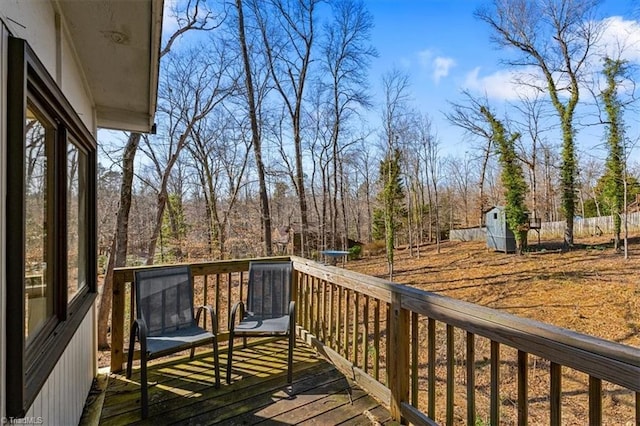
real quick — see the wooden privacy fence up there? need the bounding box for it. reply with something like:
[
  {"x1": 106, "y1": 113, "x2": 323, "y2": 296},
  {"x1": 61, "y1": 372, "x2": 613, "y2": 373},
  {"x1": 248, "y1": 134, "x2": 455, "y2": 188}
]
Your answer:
[{"x1": 111, "y1": 257, "x2": 640, "y2": 425}]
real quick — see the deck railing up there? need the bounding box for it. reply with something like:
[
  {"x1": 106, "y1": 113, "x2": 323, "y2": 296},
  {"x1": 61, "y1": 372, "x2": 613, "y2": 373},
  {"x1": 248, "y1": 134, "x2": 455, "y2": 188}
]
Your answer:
[{"x1": 111, "y1": 256, "x2": 640, "y2": 425}]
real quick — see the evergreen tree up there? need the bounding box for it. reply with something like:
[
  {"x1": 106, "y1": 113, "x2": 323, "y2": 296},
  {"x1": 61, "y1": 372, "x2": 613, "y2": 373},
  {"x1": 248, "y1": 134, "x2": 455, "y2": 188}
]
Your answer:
[
  {"x1": 481, "y1": 107, "x2": 528, "y2": 253},
  {"x1": 376, "y1": 148, "x2": 405, "y2": 278}
]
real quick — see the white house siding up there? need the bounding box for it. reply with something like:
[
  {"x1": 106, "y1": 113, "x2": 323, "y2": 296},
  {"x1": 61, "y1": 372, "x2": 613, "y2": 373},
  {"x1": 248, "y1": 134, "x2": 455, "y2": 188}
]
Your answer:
[
  {"x1": 1, "y1": 20, "x2": 8, "y2": 425},
  {"x1": 60, "y1": 23, "x2": 96, "y2": 134},
  {"x1": 0, "y1": 1, "x2": 96, "y2": 131},
  {"x1": 24, "y1": 308, "x2": 95, "y2": 426},
  {"x1": 1, "y1": 2, "x2": 98, "y2": 422}
]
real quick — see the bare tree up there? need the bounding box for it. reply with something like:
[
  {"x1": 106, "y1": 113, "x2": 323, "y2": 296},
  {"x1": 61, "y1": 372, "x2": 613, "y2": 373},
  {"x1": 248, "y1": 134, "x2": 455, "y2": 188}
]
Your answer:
[
  {"x1": 187, "y1": 111, "x2": 250, "y2": 258},
  {"x1": 512, "y1": 93, "x2": 554, "y2": 221},
  {"x1": 446, "y1": 154, "x2": 474, "y2": 228},
  {"x1": 141, "y1": 44, "x2": 236, "y2": 265},
  {"x1": 476, "y1": 0, "x2": 603, "y2": 247},
  {"x1": 235, "y1": 0, "x2": 273, "y2": 255},
  {"x1": 321, "y1": 0, "x2": 376, "y2": 249},
  {"x1": 417, "y1": 115, "x2": 442, "y2": 253},
  {"x1": 252, "y1": 0, "x2": 321, "y2": 257},
  {"x1": 445, "y1": 91, "x2": 494, "y2": 226}
]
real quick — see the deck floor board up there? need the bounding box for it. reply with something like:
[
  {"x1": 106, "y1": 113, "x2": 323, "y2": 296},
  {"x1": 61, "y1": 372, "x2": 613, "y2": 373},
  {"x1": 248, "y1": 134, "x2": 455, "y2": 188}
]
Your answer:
[{"x1": 91, "y1": 340, "x2": 396, "y2": 425}]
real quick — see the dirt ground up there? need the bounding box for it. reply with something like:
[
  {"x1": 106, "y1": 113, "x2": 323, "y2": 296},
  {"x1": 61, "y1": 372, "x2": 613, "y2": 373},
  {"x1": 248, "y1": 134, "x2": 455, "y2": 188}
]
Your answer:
[{"x1": 346, "y1": 236, "x2": 640, "y2": 348}]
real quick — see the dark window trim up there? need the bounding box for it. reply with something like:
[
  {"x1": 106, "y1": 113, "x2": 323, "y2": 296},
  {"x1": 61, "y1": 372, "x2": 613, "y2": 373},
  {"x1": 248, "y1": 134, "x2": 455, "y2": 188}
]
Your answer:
[{"x1": 6, "y1": 36, "x2": 97, "y2": 417}]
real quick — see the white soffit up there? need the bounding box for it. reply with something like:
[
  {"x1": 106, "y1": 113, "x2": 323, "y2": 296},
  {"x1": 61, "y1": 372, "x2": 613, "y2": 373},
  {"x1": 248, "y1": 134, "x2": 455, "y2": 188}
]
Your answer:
[{"x1": 58, "y1": 0, "x2": 163, "y2": 133}]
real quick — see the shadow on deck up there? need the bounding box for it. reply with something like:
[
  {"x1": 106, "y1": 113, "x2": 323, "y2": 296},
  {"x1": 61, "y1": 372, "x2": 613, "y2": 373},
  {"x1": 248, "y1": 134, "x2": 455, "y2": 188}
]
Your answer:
[{"x1": 85, "y1": 340, "x2": 395, "y2": 425}]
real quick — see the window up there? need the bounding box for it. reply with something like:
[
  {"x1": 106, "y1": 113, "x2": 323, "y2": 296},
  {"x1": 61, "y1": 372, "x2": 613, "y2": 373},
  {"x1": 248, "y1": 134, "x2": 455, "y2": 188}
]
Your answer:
[
  {"x1": 6, "y1": 37, "x2": 97, "y2": 416},
  {"x1": 67, "y1": 140, "x2": 89, "y2": 302},
  {"x1": 24, "y1": 104, "x2": 55, "y2": 343}
]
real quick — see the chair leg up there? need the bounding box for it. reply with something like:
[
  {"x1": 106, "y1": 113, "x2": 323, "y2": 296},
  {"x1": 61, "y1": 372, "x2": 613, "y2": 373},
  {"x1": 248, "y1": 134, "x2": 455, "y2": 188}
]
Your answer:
[
  {"x1": 126, "y1": 335, "x2": 135, "y2": 379},
  {"x1": 141, "y1": 351, "x2": 148, "y2": 419},
  {"x1": 287, "y1": 332, "x2": 294, "y2": 384},
  {"x1": 226, "y1": 331, "x2": 234, "y2": 384},
  {"x1": 213, "y1": 336, "x2": 220, "y2": 388}
]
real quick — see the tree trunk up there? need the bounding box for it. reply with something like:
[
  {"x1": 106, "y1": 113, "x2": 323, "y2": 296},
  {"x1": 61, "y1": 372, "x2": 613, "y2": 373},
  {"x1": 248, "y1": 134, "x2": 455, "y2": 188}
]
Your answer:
[
  {"x1": 236, "y1": 0, "x2": 272, "y2": 256},
  {"x1": 97, "y1": 132, "x2": 140, "y2": 349}
]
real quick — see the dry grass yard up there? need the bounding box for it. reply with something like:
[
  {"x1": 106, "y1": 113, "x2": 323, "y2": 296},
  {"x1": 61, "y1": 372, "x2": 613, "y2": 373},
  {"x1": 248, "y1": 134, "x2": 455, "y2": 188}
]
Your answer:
[{"x1": 347, "y1": 236, "x2": 640, "y2": 347}]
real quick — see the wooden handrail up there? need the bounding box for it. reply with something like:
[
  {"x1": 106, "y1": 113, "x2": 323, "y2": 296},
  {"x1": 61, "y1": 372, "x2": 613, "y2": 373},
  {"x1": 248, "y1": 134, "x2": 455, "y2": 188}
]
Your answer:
[{"x1": 111, "y1": 256, "x2": 639, "y2": 425}]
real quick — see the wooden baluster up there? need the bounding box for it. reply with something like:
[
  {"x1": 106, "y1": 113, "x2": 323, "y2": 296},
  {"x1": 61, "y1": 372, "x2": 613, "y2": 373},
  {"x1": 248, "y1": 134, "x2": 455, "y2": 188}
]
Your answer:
[
  {"x1": 239, "y1": 271, "x2": 244, "y2": 311},
  {"x1": 343, "y1": 289, "x2": 350, "y2": 359},
  {"x1": 329, "y1": 282, "x2": 335, "y2": 348},
  {"x1": 518, "y1": 351, "x2": 528, "y2": 426},
  {"x1": 302, "y1": 274, "x2": 308, "y2": 331},
  {"x1": 467, "y1": 332, "x2": 475, "y2": 426},
  {"x1": 364, "y1": 295, "x2": 370, "y2": 374},
  {"x1": 311, "y1": 276, "x2": 316, "y2": 336},
  {"x1": 428, "y1": 318, "x2": 436, "y2": 419},
  {"x1": 588, "y1": 376, "x2": 601, "y2": 426},
  {"x1": 386, "y1": 304, "x2": 391, "y2": 384},
  {"x1": 411, "y1": 312, "x2": 418, "y2": 407},
  {"x1": 446, "y1": 325, "x2": 454, "y2": 425},
  {"x1": 215, "y1": 274, "x2": 220, "y2": 331},
  {"x1": 203, "y1": 275, "x2": 208, "y2": 329},
  {"x1": 550, "y1": 362, "x2": 561, "y2": 426},
  {"x1": 307, "y1": 274, "x2": 312, "y2": 332},
  {"x1": 491, "y1": 341, "x2": 500, "y2": 426},
  {"x1": 320, "y1": 279, "x2": 326, "y2": 341},
  {"x1": 336, "y1": 286, "x2": 342, "y2": 352},
  {"x1": 316, "y1": 276, "x2": 321, "y2": 336},
  {"x1": 374, "y1": 298, "x2": 380, "y2": 381},
  {"x1": 226, "y1": 272, "x2": 232, "y2": 330},
  {"x1": 352, "y1": 292, "x2": 359, "y2": 367}
]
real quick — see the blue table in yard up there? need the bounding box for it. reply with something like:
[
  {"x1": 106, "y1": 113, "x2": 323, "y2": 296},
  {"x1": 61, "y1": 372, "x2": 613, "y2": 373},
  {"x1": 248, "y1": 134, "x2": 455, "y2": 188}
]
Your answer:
[{"x1": 321, "y1": 250, "x2": 350, "y2": 267}]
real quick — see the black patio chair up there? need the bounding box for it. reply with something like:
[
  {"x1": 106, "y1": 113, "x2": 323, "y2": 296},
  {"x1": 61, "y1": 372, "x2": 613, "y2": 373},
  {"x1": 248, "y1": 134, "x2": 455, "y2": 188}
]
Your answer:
[
  {"x1": 126, "y1": 265, "x2": 220, "y2": 418},
  {"x1": 227, "y1": 261, "x2": 296, "y2": 384}
]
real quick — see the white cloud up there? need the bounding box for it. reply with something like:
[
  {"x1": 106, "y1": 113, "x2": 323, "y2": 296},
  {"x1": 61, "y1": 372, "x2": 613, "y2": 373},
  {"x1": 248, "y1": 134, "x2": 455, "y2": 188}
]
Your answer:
[
  {"x1": 433, "y1": 57, "x2": 456, "y2": 83},
  {"x1": 597, "y1": 16, "x2": 640, "y2": 63},
  {"x1": 463, "y1": 67, "x2": 541, "y2": 101},
  {"x1": 417, "y1": 49, "x2": 456, "y2": 83},
  {"x1": 461, "y1": 17, "x2": 640, "y2": 102}
]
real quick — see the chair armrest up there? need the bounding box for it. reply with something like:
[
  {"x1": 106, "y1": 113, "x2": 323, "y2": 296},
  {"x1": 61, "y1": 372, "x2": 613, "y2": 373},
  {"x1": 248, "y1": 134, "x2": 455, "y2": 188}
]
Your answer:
[
  {"x1": 130, "y1": 318, "x2": 148, "y2": 343},
  {"x1": 196, "y1": 305, "x2": 218, "y2": 334},
  {"x1": 288, "y1": 300, "x2": 296, "y2": 330},
  {"x1": 130, "y1": 317, "x2": 148, "y2": 356},
  {"x1": 228, "y1": 301, "x2": 245, "y2": 332}
]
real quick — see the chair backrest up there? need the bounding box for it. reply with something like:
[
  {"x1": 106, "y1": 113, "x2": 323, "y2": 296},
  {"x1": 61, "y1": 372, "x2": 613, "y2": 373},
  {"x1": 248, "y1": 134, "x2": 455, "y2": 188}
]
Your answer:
[
  {"x1": 246, "y1": 261, "x2": 293, "y2": 319},
  {"x1": 134, "y1": 265, "x2": 195, "y2": 336}
]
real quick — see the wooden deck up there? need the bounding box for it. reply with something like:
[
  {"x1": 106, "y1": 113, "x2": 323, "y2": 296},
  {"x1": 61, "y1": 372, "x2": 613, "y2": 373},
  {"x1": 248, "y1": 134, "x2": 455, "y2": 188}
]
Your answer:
[{"x1": 87, "y1": 339, "x2": 395, "y2": 425}]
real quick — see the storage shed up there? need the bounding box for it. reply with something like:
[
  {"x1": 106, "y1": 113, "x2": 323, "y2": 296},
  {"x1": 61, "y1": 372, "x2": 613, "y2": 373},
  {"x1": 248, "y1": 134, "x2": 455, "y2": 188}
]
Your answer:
[{"x1": 485, "y1": 206, "x2": 516, "y2": 253}]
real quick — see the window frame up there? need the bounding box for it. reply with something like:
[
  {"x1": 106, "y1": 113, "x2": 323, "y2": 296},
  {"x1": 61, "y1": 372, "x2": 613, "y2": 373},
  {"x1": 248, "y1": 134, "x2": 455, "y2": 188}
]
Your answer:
[{"x1": 6, "y1": 36, "x2": 97, "y2": 417}]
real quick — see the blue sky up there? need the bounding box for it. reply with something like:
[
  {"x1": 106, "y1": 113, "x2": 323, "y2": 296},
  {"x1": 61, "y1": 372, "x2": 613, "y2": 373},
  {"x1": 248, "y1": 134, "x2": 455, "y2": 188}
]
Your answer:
[
  {"x1": 363, "y1": 0, "x2": 640, "y2": 164},
  {"x1": 156, "y1": 0, "x2": 640, "y2": 165}
]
